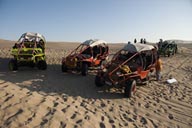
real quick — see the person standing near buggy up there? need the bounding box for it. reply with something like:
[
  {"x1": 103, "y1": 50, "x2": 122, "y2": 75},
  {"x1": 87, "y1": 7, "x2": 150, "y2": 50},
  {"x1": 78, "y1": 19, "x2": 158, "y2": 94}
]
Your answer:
[
  {"x1": 140, "y1": 38, "x2": 143, "y2": 44},
  {"x1": 158, "y1": 39, "x2": 163, "y2": 49},
  {"x1": 143, "y1": 38, "x2": 146, "y2": 44},
  {"x1": 155, "y1": 55, "x2": 162, "y2": 81}
]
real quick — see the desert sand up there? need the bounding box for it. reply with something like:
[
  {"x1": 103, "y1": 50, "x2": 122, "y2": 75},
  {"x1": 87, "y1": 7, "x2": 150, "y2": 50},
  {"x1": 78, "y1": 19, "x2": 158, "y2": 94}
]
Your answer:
[{"x1": 0, "y1": 39, "x2": 192, "y2": 128}]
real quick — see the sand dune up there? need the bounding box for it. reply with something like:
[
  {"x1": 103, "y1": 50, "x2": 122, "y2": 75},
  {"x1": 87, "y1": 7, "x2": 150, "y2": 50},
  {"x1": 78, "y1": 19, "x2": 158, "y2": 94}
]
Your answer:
[{"x1": 0, "y1": 40, "x2": 192, "y2": 128}]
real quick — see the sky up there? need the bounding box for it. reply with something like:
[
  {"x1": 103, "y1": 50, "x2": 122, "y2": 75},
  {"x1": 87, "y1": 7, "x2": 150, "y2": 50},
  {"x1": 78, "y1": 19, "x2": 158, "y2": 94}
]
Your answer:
[{"x1": 0, "y1": 0, "x2": 192, "y2": 43}]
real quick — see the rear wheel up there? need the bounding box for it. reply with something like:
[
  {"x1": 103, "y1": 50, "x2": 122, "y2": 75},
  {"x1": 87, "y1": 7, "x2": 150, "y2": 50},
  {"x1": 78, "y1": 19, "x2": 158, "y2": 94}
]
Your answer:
[
  {"x1": 124, "y1": 80, "x2": 136, "y2": 98},
  {"x1": 95, "y1": 75, "x2": 105, "y2": 87},
  {"x1": 9, "y1": 59, "x2": 18, "y2": 71},
  {"x1": 172, "y1": 50, "x2": 175, "y2": 55},
  {"x1": 62, "y1": 63, "x2": 68, "y2": 72},
  {"x1": 37, "y1": 60, "x2": 47, "y2": 70},
  {"x1": 81, "y1": 63, "x2": 88, "y2": 76},
  {"x1": 168, "y1": 52, "x2": 170, "y2": 57}
]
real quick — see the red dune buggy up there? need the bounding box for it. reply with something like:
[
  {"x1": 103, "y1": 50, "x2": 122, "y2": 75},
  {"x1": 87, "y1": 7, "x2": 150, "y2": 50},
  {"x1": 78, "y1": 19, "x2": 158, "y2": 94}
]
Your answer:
[
  {"x1": 61, "y1": 39, "x2": 109, "y2": 76},
  {"x1": 95, "y1": 43, "x2": 157, "y2": 98}
]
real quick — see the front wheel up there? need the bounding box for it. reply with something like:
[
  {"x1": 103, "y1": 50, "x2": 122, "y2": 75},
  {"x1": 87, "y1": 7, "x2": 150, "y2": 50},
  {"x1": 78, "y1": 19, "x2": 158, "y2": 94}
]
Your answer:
[
  {"x1": 124, "y1": 80, "x2": 136, "y2": 98},
  {"x1": 95, "y1": 75, "x2": 105, "y2": 87},
  {"x1": 81, "y1": 63, "x2": 88, "y2": 76},
  {"x1": 167, "y1": 52, "x2": 170, "y2": 57},
  {"x1": 9, "y1": 59, "x2": 18, "y2": 71}
]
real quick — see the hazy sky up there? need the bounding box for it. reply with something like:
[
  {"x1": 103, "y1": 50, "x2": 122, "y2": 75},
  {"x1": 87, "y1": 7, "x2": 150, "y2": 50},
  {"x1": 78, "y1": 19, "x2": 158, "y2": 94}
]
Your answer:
[{"x1": 0, "y1": 0, "x2": 192, "y2": 43}]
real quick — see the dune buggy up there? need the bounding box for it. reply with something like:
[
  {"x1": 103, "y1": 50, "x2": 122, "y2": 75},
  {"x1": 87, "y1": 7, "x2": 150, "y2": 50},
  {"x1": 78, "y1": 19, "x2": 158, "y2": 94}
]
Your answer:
[
  {"x1": 9, "y1": 32, "x2": 47, "y2": 71},
  {"x1": 95, "y1": 43, "x2": 157, "y2": 98},
  {"x1": 158, "y1": 40, "x2": 177, "y2": 57},
  {"x1": 61, "y1": 39, "x2": 109, "y2": 76}
]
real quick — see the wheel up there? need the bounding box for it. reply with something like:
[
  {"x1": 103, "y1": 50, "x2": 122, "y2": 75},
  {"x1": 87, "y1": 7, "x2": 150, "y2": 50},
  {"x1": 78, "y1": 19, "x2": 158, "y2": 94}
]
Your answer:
[
  {"x1": 61, "y1": 63, "x2": 68, "y2": 72},
  {"x1": 175, "y1": 48, "x2": 178, "y2": 53},
  {"x1": 9, "y1": 59, "x2": 18, "y2": 71},
  {"x1": 81, "y1": 63, "x2": 88, "y2": 76},
  {"x1": 124, "y1": 80, "x2": 136, "y2": 98},
  {"x1": 168, "y1": 52, "x2": 170, "y2": 57},
  {"x1": 172, "y1": 51, "x2": 175, "y2": 55},
  {"x1": 95, "y1": 75, "x2": 105, "y2": 87},
  {"x1": 37, "y1": 60, "x2": 47, "y2": 70}
]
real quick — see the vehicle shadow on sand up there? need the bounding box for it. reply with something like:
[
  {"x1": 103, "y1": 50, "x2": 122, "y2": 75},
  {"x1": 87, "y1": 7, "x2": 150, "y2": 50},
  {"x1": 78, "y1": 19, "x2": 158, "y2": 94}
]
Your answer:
[{"x1": 0, "y1": 57, "x2": 125, "y2": 99}]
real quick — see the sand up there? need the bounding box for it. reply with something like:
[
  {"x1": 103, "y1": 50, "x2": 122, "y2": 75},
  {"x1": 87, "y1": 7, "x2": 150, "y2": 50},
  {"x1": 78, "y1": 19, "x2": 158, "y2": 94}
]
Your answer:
[{"x1": 0, "y1": 39, "x2": 192, "y2": 128}]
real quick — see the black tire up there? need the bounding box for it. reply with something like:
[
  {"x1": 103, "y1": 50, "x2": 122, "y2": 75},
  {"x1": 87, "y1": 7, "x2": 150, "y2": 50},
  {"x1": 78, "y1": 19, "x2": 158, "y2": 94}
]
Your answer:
[
  {"x1": 172, "y1": 50, "x2": 175, "y2": 55},
  {"x1": 124, "y1": 80, "x2": 136, "y2": 98},
  {"x1": 8, "y1": 59, "x2": 18, "y2": 71},
  {"x1": 168, "y1": 52, "x2": 170, "y2": 57},
  {"x1": 95, "y1": 75, "x2": 105, "y2": 87},
  {"x1": 37, "y1": 60, "x2": 47, "y2": 70},
  {"x1": 81, "y1": 63, "x2": 88, "y2": 76},
  {"x1": 175, "y1": 47, "x2": 178, "y2": 53},
  {"x1": 62, "y1": 64, "x2": 68, "y2": 72}
]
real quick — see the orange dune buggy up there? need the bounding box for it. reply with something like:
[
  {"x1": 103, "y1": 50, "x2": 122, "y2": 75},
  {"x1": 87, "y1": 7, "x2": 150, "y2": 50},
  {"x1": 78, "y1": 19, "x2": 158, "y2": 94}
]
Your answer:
[
  {"x1": 61, "y1": 39, "x2": 109, "y2": 76},
  {"x1": 95, "y1": 43, "x2": 157, "y2": 98}
]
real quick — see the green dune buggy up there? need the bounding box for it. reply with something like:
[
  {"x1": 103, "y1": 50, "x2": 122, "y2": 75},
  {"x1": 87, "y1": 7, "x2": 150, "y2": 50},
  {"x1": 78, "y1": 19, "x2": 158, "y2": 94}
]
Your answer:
[
  {"x1": 9, "y1": 32, "x2": 47, "y2": 71},
  {"x1": 158, "y1": 40, "x2": 177, "y2": 57}
]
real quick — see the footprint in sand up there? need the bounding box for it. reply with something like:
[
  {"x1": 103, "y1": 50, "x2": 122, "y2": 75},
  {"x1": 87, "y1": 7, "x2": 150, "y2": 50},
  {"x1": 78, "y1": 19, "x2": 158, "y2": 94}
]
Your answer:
[
  {"x1": 101, "y1": 116, "x2": 105, "y2": 121},
  {"x1": 80, "y1": 102, "x2": 86, "y2": 107},
  {"x1": 40, "y1": 119, "x2": 48, "y2": 126},
  {"x1": 76, "y1": 119, "x2": 82, "y2": 124},
  {"x1": 60, "y1": 121, "x2": 66, "y2": 128},
  {"x1": 2, "y1": 84, "x2": 8, "y2": 88},
  {"x1": 74, "y1": 125, "x2": 78, "y2": 128},
  {"x1": 4, "y1": 108, "x2": 23, "y2": 126},
  {"x1": 71, "y1": 113, "x2": 76, "y2": 119},
  {"x1": 109, "y1": 119, "x2": 115, "y2": 124},
  {"x1": 40, "y1": 108, "x2": 56, "y2": 127},
  {"x1": 61, "y1": 105, "x2": 70, "y2": 113},
  {"x1": 45, "y1": 108, "x2": 56, "y2": 117},
  {"x1": 84, "y1": 115, "x2": 90, "y2": 120},
  {"x1": 144, "y1": 103, "x2": 150, "y2": 108},
  {"x1": 124, "y1": 122, "x2": 128, "y2": 126},
  {"x1": 140, "y1": 117, "x2": 147, "y2": 125},
  {"x1": 109, "y1": 107, "x2": 113, "y2": 112},
  {"x1": 168, "y1": 106, "x2": 172, "y2": 109},
  {"x1": 25, "y1": 113, "x2": 36, "y2": 125},
  {"x1": 168, "y1": 114, "x2": 174, "y2": 120},
  {"x1": 4, "y1": 92, "x2": 9, "y2": 97},
  {"x1": 100, "y1": 122, "x2": 106, "y2": 128},
  {"x1": 4, "y1": 94, "x2": 14, "y2": 102},
  {"x1": 100, "y1": 102, "x2": 106, "y2": 107},
  {"x1": 26, "y1": 91, "x2": 32, "y2": 96},
  {"x1": 53, "y1": 102, "x2": 59, "y2": 107}
]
